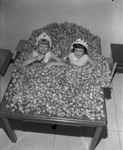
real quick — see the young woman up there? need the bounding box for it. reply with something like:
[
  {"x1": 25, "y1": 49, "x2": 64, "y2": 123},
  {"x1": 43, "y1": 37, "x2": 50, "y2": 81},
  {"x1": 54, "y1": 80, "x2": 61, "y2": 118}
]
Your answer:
[
  {"x1": 68, "y1": 38, "x2": 96, "y2": 71},
  {"x1": 22, "y1": 32, "x2": 66, "y2": 68}
]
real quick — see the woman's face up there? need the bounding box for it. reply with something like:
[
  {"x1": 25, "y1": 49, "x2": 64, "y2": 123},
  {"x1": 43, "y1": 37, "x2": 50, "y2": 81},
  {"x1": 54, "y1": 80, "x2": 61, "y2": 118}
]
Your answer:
[
  {"x1": 38, "y1": 44, "x2": 49, "y2": 55},
  {"x1": 74, "y1": 48, "x2": 84, "y2": 59}
]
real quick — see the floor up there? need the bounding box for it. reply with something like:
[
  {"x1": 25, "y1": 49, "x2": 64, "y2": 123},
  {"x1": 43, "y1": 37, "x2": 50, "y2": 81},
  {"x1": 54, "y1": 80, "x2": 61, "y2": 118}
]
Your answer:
[{"x1": 0, "y1": 63, "x2": 123, "y2": 150}]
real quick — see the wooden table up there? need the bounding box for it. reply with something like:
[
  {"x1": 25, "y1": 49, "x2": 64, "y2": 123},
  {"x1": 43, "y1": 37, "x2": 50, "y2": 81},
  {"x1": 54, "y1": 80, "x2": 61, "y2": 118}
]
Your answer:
[{"x1": 0, "y1": 40, "x2": 108, "y2": 150}]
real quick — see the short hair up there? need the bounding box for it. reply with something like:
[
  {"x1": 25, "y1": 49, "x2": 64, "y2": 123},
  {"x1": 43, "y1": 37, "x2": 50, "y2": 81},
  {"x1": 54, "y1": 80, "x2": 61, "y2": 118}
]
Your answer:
[{"x1": 71, "y1": 43, "x2": 88, "y2": 54}]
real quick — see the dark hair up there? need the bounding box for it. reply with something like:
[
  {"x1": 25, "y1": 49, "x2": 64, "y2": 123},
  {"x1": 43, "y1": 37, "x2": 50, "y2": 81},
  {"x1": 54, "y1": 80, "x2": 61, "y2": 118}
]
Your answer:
[
  {"x1": 71, "y1": 43, "x2": 88, "y2": 54},
  {"x1": 38, "y1": 39, "x2": 50, "y2": 48}
]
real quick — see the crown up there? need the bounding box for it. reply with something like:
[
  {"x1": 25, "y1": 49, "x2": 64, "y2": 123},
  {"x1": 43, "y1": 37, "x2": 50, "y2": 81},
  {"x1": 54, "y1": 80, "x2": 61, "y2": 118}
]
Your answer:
[
  {"x1": 71, "y1": 38, "x2": 88, "y2": 50},
  {"x1": 36, "y1": 32, "x2": 52, "y2": 47}
]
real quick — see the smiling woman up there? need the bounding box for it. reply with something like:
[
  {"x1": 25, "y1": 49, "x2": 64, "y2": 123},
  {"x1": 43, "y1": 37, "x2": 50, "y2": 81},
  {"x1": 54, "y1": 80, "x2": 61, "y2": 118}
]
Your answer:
[
  {"x1": 68, "y1": 39, "x2": 96, "y2": 70},
  {"x1": 21, "y1": 32, "x2": 66, "y2": 67}
]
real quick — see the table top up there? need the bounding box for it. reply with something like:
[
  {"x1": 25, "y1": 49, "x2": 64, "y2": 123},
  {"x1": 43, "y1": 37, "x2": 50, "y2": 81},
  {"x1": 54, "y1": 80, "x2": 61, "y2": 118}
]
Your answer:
[
  {"x1": 0, "y1": 84, "x2": 107, "y2": 127},
  {"x1": 0, "y1": 40, "x2": 107, "y2": 127}
]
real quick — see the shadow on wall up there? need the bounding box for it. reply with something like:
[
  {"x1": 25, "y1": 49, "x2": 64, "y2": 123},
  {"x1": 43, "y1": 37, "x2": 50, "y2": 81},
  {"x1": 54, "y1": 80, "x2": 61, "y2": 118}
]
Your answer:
[{"x1": 1, "y1": 0, "x2": 123, "y2": 56}]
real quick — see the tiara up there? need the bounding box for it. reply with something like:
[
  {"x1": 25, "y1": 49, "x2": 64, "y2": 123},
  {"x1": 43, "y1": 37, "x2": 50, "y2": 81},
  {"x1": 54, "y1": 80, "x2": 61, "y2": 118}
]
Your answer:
[
  {"x1": 71, "y1": 38, "x2": 88, "y2": 50},
  {"x1": 36, "y1": 32, "x2": 52, "y2": 47}
]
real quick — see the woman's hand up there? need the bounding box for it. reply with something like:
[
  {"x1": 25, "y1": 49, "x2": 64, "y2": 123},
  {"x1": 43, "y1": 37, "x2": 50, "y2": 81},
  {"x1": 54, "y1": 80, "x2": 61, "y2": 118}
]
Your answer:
[
  {"x1": 50, "y1": 52, "x2": 62, "y2": 62},
  {"x1": 37, "y1": 55, "x2": 44, "y2": 61}
]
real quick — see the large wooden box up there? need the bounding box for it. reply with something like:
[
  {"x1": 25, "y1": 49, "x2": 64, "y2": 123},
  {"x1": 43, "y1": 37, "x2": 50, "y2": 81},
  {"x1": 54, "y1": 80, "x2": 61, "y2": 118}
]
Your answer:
[
  {"x1": 110, "y1": 43, "x2": 123, "y2": 73},
  {"x1": 0, "y1": 49, "x2": 13, "y2": 76}
]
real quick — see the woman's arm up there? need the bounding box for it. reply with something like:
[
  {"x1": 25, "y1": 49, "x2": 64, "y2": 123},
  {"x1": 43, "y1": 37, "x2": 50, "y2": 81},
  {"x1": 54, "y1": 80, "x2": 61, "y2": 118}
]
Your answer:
[
  {"x1": 50, "y1": 52, "x2": 62, "y2": 62},
  {"x1": 22, "y1": 56, "x2": 38, "y2": 67},
  {"x1": 22, "y1": 52, "x2": 44, "y2": 67},
  {"x1": 88, "y1": 57, "x2": 96, "y2": 71}
]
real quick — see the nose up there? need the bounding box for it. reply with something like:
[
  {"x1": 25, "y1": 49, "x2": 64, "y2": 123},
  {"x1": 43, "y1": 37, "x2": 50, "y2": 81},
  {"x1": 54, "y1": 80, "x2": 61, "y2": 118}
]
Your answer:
[{"x1": 76, "y1": 51, "x2": 81, "y2": 55}]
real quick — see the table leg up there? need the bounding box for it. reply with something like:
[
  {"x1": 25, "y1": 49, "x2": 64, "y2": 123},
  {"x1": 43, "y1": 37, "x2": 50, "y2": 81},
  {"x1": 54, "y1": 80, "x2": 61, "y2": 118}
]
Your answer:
[
  {"x1": 2, "y1": 117, "x2": 17, "y2": 143},
  {"x1": 89, "y1": 126, "x2": 103, "y2": 150}
]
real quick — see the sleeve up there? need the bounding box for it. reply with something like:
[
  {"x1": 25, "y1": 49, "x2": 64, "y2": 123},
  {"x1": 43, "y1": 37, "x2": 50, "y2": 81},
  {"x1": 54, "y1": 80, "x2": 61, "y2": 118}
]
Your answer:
[
  {"x1": 32, "y1": 51, "x2": 38, "y2": 57},
  {"x1": 77, "y1": 54, "x2": 89, "y2": 66},
  {"x1": 83, "y1": 54, "x2": 89, "y2": 61},
  {"x1": 68, "y1": 53, "x2": 73, "y2": 58},
  {"x1": 68, "y1": 53, "x2": 74, "y2": 64},
  {"x1": 43, "y1": 52, "x2": 51, "y2": 63}
]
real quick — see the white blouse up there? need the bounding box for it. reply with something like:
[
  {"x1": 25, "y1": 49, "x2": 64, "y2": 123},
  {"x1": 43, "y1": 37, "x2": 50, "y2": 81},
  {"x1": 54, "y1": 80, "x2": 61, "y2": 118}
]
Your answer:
[
  {"x1": 43, "y1": 51, "x2": 52, "y2": 63},
  {"x1": 68, "y1": 53, "x2": 89, "y2": 66}
]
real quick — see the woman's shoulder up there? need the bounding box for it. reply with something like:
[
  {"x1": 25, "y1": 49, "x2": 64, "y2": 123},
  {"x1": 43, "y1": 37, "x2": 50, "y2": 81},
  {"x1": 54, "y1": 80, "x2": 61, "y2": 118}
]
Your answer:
[
  {"x1": 82, "y1": 54, "x2": 89, "y2": 59},
  {"x1": 68, "y1": 52, "x2": 74, "y2": 57}
]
